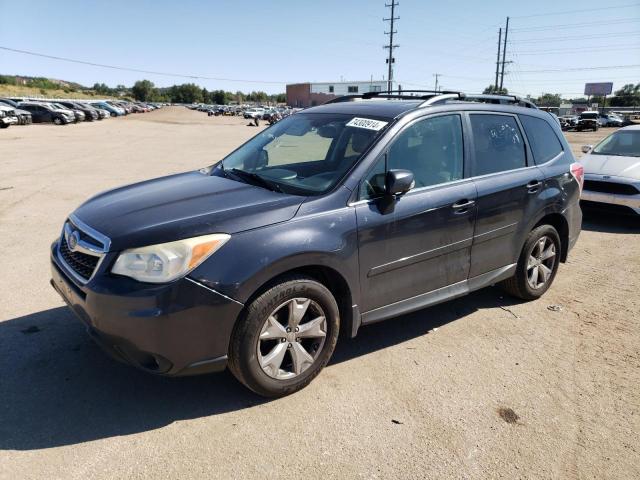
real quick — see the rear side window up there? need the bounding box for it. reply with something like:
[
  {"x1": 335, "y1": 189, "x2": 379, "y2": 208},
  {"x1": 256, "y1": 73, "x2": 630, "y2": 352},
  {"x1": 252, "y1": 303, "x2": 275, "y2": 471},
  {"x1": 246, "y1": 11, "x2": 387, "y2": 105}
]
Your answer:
[
  {"x1": 520, "y1": 115, "x2": 563, "y2": 164},
  {"x1": 469, "y1": 114, "x2": 526, "y2": 176}
]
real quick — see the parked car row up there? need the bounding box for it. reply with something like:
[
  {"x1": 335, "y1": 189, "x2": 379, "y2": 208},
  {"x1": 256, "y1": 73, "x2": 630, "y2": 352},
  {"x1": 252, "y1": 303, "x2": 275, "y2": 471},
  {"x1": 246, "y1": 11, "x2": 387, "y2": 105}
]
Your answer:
[
  {"x1": 0, "y1": 98, "x2": 165, "y2": 128},
  {"x1": 187, "y1": 103, "x2": 298, "y2": 120},
  {"x1": 560, "y1": 111, "x2": 625, "y2": 131}
]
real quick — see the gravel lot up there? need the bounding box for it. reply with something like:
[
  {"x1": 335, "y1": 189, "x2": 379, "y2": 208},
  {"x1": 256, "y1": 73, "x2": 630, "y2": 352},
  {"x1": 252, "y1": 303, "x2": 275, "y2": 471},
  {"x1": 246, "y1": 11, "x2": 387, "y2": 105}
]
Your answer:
[{"x1": 1, "y1": 107, "x2": 638, "y2": 480}]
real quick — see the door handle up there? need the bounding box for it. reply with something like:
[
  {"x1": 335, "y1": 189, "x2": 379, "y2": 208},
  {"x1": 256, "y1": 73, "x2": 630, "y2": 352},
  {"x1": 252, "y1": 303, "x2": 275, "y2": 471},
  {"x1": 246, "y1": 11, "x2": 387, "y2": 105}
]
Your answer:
[
  {"x1": 452, "y1": 199, "x2": 475, "y2": 213},
  {"x1": 526, "y1": 180, "x2": 542, "y2": 193}
]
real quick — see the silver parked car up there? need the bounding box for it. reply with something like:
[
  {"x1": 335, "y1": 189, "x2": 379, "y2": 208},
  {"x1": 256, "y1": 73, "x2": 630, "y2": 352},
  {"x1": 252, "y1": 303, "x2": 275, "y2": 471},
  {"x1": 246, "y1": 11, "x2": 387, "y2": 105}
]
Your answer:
[{"x1": 580, "y1": 125, "x2": 640, "y2": 216}]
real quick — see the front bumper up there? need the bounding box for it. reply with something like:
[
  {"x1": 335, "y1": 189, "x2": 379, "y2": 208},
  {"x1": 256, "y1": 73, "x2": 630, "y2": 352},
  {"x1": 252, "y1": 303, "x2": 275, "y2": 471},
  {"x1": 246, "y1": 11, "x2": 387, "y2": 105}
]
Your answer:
[
  {"x1": 1, "y1": 116, "x2": 18, "y2": 125},
  {"x1": 581, "y1": 190, "x2": 640, "y2": 215},
  {"x1": 50, "y1": 240, "x2": 244, "y2": 376}
]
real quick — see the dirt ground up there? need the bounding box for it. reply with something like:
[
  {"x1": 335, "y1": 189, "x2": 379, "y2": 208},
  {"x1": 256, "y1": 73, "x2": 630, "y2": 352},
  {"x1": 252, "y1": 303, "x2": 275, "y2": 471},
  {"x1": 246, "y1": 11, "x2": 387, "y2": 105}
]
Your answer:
[{"x1": 0, "y1": 107, "x2": 638, "y2": 480}]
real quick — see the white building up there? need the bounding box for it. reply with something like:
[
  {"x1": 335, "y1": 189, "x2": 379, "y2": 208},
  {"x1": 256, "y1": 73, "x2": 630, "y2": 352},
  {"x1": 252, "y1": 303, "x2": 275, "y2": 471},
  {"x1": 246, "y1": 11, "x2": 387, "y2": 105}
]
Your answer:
[{"x1": 287, "y1": 80, "x2": 391, "y2": 107}]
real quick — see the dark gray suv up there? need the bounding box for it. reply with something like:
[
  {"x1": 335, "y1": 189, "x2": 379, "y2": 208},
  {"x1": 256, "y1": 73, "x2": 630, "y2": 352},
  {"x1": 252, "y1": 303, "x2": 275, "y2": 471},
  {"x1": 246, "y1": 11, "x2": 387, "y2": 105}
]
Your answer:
[{"x1": 50, "y1": 91, "x2": 583, "y2": 397}]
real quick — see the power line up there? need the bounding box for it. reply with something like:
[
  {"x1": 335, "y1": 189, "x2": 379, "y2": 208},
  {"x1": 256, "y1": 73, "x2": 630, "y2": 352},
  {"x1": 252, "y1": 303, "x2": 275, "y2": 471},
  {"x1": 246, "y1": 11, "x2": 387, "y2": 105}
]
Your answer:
[
  {"x1": 510, "y1": 17, "x2": 640, "y2": 32},
  {"x1": 517, "y1": 64, "x2": 640, "y2": 73},
  {"x1": 0, "y1": 45, "x2": 287, "y2": 84},
  {"x1": 514, "y1": 45, "x2": 640, "y2": 55},
  {"x1": 511, "y1": 2, "x2": 640, "y2": 19},
  {"x1": 509, "y1": 31, "x2": 640, "y2": 43}
]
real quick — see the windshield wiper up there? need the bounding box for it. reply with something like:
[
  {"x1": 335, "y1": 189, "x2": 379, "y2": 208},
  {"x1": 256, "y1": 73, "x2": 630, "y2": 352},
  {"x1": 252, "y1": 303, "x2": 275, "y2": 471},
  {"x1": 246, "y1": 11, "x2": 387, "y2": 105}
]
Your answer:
[{"x1": 229, "y1": 168, "x2": 283, "y2": 193}]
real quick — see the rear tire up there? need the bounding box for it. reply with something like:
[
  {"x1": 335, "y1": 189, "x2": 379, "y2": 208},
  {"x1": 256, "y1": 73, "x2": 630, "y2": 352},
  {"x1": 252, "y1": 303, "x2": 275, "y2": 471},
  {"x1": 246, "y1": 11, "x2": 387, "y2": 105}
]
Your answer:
[
  {"x1": 228, "y1": 275, "x2": 340, "y2": 397},
  {"x1": 501, "y1": 225, "x2": 561, "y2": 300}
]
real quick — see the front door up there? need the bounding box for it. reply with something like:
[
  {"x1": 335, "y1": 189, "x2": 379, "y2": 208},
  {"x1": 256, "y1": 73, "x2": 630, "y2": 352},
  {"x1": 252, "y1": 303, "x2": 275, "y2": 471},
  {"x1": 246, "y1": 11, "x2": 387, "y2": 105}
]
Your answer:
[{"x1": 355, "y1": 113, "x2": 477, "y2": 317}]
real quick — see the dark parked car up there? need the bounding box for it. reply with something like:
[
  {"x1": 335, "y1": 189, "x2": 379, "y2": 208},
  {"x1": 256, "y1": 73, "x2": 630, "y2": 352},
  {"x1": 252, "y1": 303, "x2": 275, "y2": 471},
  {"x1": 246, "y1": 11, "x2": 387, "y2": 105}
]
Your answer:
[
  {"x1": 19, "y1": 102, "x2": 73, "y2": 125},
  {"x1": 0, "y1": 98, "x2": 32, "y2": 125},
  {"x1": 57, "y1": 101, "x2": 100, "y2": 121},
  {"x1": 50, "y1": 91, "x2": 583, "y2": 397}
]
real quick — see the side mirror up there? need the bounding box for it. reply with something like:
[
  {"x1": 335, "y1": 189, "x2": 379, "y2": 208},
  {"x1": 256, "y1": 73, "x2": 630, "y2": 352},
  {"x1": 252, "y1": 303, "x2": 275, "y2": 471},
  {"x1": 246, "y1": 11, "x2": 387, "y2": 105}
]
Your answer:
[
  {"x1": 386, "y1": 169, "x2": 415, "y2": 196},
  {"x1": 581, "y1": 145, "x2": 593, "y2": 154}
]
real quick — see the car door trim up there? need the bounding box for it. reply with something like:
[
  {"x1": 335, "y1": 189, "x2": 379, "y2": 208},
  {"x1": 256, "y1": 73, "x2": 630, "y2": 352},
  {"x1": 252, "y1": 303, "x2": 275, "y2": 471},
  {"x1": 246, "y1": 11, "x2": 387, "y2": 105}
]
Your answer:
[
  {"x1": 368, "y1": 236, "x2": 474, "y2": 278},
  {"x1": 472, "y1": 221, "x2": 518, "y2": 244}
]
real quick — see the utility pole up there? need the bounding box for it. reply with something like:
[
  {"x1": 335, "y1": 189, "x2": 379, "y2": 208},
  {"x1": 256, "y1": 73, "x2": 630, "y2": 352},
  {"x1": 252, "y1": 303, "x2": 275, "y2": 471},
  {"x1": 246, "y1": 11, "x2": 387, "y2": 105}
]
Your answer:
[
  {"x1": 494, "y1": 28, "x2": 502, "y2": 92},
  {"x1": 499, "y1": 16, "x2": 509, "y2": 91},
  {"x1": 384, "y1": 2, "x2": 399, "y2": 91},
  {"x1": 433, "y1": 73, "x2": 441, "y2": 93}
]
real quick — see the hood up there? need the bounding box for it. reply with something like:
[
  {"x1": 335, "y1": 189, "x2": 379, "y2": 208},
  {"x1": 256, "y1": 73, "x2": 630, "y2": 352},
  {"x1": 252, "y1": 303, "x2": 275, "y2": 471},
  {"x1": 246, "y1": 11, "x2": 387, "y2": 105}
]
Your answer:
[
  {"x1": 581, "y1": 153, "x2": 640, "y2": 180},
  {"x1": 73, "y1": 171, "x2": 304, "y2": 251}
]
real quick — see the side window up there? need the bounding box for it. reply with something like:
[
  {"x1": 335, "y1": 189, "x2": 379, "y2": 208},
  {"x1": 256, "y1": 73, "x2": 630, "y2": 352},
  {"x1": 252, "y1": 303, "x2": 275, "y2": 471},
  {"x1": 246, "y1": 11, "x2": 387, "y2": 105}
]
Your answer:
[
  {"x1": 469, "y1": 114, "x2": 526, "y2": 176},
  {"x1": 387, "y1": 114, "x2": 464, "y2": 188},
  {"x1": 519, "y1": 115, "x2": 564, "y2": 164},
  {"x1": 359, "y1": 114, "x2": 464, "y2": 199}
]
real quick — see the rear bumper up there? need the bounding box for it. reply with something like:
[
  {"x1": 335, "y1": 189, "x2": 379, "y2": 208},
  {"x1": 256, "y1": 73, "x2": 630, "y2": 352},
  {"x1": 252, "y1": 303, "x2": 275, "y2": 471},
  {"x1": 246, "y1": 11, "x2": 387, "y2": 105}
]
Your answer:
[
  {"x1": 1, "y1": 116, "x2": 18, "y2": 125},
  {"x1": 50, "y1": 240, "x2": 244, "y2": 376}
]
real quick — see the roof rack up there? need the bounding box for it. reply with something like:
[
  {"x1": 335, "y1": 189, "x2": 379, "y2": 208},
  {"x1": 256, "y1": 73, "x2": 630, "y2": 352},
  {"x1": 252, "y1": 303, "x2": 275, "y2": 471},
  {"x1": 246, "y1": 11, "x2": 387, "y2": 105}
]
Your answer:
[
  {"x1": 324, "y1": 89, "x2": 462, "y2": 104},
  {"x1": 324, "y1": 91, "x2": 538, "y2": 109}
]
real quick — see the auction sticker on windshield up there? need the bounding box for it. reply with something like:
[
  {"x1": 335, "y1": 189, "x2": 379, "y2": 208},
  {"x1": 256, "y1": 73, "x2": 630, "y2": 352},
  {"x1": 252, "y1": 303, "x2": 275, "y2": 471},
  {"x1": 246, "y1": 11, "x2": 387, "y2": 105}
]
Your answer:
[{"x1": 346, "y1": 117, "x2": 388, "y2": 131}]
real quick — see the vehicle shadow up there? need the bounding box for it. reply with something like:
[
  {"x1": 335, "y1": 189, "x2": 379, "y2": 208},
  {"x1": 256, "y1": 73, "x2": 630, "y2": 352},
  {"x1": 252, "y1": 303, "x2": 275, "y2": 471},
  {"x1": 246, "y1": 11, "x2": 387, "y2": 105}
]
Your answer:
[
  {"x1": 0, "y1": 287, "x2": 521, "y2": 451},
  {"x1": 581, "y1": 210, "x2": 640, "y2": 234}
]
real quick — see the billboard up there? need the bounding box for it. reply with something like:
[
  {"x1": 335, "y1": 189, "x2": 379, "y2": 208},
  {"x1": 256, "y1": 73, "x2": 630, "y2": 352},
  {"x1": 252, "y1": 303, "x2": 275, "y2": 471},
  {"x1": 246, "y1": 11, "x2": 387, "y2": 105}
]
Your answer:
[{"x1": 584, "y1": 82, "x2": 613, "y2": 96}]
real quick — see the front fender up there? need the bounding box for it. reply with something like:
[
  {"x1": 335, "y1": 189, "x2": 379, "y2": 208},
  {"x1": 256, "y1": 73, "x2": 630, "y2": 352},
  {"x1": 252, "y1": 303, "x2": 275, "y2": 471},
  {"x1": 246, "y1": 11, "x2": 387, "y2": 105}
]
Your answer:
[{"x1": 189, "y1": 207, "x2": 360, "y2": 306}]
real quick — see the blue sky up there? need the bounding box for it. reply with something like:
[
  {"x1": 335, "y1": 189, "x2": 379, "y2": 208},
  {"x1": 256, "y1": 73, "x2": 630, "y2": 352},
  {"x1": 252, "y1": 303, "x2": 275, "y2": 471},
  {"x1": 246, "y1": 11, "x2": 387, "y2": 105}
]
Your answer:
[{"x1": 0, "y1": 0, "x2": 638, "y2": 97}]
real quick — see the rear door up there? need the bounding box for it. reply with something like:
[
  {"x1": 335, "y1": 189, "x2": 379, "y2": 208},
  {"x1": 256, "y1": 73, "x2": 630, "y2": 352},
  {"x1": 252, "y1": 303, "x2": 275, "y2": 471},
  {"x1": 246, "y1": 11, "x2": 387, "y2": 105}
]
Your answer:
[
  {"x1": 467, "y1": 112, "x2": 545, "y2": 277},
  {"x1": 355, "y1": 113, "x2": 477, "y2": 316}
]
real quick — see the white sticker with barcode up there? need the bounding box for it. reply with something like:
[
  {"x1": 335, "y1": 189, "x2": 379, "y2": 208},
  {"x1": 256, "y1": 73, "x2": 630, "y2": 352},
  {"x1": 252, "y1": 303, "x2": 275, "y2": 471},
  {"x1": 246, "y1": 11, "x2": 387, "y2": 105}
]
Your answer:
[{"x1": 346, "y1": 117, "x2": 388, "y2": 131}]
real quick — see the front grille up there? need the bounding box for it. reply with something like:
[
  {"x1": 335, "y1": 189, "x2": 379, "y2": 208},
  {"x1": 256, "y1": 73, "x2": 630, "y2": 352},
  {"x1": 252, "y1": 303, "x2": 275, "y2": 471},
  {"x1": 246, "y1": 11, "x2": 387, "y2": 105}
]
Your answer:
[
  {"x1": 59, "y1": 236, "x2": 100, "y2": 280},
  {"x1": 583, "y1": 180, "x2": 639, "y2": 196}
]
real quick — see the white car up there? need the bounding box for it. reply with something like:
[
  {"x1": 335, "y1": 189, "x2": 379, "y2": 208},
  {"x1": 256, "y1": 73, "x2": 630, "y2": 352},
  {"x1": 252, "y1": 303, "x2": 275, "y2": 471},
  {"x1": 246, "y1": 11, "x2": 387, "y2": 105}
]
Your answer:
[
  {"x1": 243, "y1": 107, "x2": 265, "y2": 119},
  {"x1": 580, "y1": 125, "x2": 640, "y2": 216},
  {"x1": 0, "y1": 105, "x2": 19, "y2": 128}
]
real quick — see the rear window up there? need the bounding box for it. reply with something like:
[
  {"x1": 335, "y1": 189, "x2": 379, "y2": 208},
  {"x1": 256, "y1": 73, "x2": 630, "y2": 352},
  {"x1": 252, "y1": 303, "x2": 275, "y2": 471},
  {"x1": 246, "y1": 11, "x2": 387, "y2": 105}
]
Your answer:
[
  {"x1": 519, "y1": 115, "x2": 564, "y2": 164},
  {"x1": 469, "y1": 114, "x2": 526, "y2": 176}
]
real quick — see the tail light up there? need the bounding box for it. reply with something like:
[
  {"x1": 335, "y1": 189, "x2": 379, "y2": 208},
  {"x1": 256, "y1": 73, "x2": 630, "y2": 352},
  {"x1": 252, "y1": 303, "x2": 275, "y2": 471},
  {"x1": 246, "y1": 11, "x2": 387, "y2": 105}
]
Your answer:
[{"x1": 570, "y1": 162, "x2": 584, "y2": 194}]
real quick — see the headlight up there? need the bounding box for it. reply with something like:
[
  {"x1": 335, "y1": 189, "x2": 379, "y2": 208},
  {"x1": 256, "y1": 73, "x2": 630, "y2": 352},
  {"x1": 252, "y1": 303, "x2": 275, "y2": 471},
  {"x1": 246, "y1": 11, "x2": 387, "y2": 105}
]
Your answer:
[{"x1": 111, "y1": 233, "x2": 230, "y2": 283}]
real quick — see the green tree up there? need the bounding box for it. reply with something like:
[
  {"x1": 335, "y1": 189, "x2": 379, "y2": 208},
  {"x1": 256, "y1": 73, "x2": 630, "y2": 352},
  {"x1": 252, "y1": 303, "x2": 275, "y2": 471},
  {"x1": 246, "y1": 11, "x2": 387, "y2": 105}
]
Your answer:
[
  {"x1": 483, "y1": 85, "x2": 508, "y2": 94},
  {"x1": 132, "y1": 80, "x2": 156, "y2": 101},
  {"x1": 610, "y1": 83, "x2": 640, "y2": 107},
  {"x1": 535, "y1": 93, "x2": 562, "y2": 107}
]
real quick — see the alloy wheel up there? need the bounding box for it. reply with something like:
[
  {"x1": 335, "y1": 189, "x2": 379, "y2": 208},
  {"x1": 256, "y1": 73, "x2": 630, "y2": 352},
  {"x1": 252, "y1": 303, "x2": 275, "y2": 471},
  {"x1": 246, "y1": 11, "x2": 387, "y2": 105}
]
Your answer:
[
  {"x1": 257, "y1": 298, "x2": 327, "y2": 380},
  {"x1": 526, "y1": 235, "x2": 556, "y2": 289}
]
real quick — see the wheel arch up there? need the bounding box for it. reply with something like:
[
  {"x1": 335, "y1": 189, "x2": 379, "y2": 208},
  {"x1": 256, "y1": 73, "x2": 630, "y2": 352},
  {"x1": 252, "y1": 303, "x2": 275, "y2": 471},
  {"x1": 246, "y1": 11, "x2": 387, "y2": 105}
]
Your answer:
[
  {"x1": 238, "y1": 263, "x2": 357, "y2": 341},
  {"x1": 532, "y1": 211, "x2": 569, "y2": 262}
]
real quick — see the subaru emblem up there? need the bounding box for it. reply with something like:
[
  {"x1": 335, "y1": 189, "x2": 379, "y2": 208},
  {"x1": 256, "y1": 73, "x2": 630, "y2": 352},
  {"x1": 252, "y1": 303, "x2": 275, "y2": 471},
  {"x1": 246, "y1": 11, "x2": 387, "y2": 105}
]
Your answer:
[{"x1": 68, "y1": 231, "x2": 80, "y2": 251}]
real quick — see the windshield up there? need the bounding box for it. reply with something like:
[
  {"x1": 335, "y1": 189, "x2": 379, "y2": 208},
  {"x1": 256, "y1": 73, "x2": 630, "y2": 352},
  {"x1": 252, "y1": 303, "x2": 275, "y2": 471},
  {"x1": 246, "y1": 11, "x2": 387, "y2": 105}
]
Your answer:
[
  {"x1": 592, "y1": 130, "x2": 640, "y2": 157},
  {"x1": 217, "y1": 112, "x2": 389, "y2": 195}
]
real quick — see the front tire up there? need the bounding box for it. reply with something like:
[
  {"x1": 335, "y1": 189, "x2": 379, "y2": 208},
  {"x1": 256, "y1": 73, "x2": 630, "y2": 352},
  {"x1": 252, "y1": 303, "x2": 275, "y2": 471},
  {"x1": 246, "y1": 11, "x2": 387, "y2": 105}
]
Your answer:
[
  {"x1": 228, "y1": 276, "x2": 340, "y2": 397},
  {"x1": 501, "y1": 225, "x2": 561, "y2": 300},
  {"x1": 53, "y1": 117, "x2": 63, "y2": 125}
]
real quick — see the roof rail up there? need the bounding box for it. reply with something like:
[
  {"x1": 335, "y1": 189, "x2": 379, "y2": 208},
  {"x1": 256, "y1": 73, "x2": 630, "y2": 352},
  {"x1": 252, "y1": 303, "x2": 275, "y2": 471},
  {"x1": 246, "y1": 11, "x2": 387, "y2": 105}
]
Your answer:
[
  {"x1": 324, "y1": 89, "x2": 462, "y2": 104},
  {"x1": 323, "y1": 91, "x2": 538, "y2": 109}
]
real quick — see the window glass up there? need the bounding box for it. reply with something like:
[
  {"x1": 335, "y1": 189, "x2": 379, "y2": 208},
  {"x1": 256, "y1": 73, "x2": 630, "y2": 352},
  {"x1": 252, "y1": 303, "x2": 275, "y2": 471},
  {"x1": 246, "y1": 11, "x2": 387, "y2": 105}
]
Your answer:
[
  {"x1": 220, "y1": 113, "x2": 385, "y2": 195},
  {"x1": 348, "y1": 86, "x2": 358, "y2": 93},
  {"x1": 359, "y1": 114, "x2": 464, "y2": 200},
  {"x1": 387, "y1": 114, "x2": 464, "y2": 188},
  {"x1": 470, "y1": 114, "x2": 526, "y2": 176},
  {"x1": 592, "y1": 130, "x2": 640, "y2": 157},
  {"x1": 359, "y1": 156, "x2": 387, "y2": 200},
  {"x1": 519, "y1": 115, "x2": 563, "y2": 164}
]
